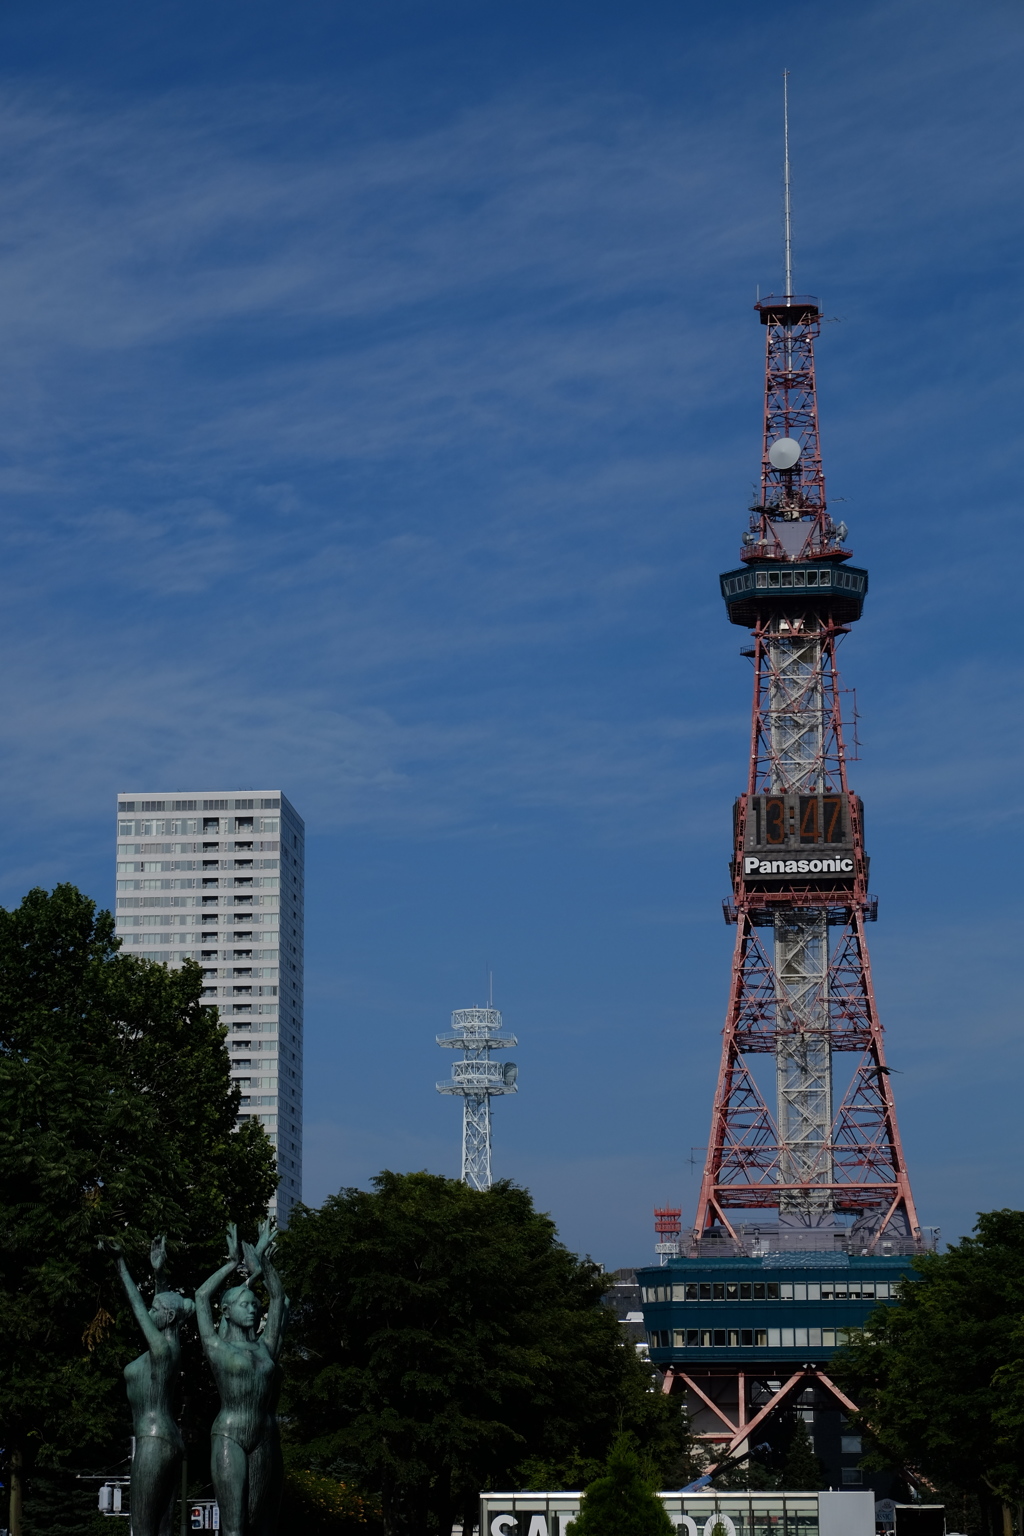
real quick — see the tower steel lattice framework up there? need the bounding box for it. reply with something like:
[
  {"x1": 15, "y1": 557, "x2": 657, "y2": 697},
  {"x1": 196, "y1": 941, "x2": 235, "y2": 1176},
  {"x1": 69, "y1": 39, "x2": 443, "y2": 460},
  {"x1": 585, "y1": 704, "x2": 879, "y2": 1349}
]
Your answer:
[
  {"x1": 691, "y1": 287, "x2": 921, "y2": 1252},
  {"x1": 642, "y1": 89, "x2": 930, "y2": 1478},
  {"x1": 437, "y1": 1007, "x2": 518, "y2": 1191}
]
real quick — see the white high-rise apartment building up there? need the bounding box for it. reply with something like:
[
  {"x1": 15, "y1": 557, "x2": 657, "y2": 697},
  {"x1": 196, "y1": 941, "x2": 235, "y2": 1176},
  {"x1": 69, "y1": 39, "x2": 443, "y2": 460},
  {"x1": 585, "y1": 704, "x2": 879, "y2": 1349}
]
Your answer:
[{"x1": 114, "y1": 788, "x2": 304, "y2": 1225}]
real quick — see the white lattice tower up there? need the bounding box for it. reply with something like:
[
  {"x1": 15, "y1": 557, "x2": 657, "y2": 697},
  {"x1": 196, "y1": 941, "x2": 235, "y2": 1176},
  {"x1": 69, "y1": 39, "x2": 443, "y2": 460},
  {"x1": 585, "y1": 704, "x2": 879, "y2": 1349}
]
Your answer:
[{"x1": 436, "y1": 1007, "x2": 518, "y2": 1191}]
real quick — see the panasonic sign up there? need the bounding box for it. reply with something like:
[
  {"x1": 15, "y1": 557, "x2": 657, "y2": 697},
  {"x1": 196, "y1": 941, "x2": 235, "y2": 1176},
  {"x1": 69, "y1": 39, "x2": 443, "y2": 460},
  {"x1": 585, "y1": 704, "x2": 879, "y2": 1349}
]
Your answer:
[{"x1": 744, "y1": 855, "x2": 854, "y2": 876}]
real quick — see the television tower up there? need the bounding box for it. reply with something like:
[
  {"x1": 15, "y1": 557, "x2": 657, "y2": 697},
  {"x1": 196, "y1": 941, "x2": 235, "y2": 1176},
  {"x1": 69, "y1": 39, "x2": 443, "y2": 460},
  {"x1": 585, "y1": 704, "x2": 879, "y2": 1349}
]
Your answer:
[
  {"x1": 436, "y1": 1007, "x2": 518, "y2": 1190},
  {"x1": 639, "y1": 78, "x2": 932, "y2": 1487}
]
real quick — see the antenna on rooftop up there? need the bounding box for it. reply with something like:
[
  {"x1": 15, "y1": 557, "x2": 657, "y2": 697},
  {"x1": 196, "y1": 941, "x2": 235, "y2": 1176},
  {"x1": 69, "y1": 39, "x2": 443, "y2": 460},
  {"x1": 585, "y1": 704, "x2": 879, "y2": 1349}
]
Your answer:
[{"x1": 782, "y1": 70, "x2": 793, "y2": 297}]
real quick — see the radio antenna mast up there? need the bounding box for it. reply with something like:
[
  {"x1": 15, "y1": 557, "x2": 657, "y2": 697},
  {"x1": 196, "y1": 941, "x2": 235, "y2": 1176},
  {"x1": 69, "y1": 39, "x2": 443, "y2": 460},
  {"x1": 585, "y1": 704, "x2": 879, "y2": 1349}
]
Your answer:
[
  {"x1": 437, "y1": 1006, "x2": 518, "y2": 1190},
  {"x1": 782, "y1": 70, "x2": 793, "y2": 297}
]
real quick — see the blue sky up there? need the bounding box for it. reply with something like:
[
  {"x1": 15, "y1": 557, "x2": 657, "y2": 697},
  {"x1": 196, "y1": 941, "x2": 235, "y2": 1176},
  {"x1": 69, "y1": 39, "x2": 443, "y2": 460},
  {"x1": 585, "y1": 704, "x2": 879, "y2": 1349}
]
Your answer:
[{"x1": 0, "y1": 0, "x2": 1020, "y2": 1266}]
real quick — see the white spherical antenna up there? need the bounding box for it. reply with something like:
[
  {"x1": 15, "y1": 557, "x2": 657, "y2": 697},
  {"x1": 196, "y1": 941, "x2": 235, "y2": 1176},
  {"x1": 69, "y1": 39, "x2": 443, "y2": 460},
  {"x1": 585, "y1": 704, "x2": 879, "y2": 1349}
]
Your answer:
[{"x1": 768, "y1": 437, "x2": 802, "y2": 470}]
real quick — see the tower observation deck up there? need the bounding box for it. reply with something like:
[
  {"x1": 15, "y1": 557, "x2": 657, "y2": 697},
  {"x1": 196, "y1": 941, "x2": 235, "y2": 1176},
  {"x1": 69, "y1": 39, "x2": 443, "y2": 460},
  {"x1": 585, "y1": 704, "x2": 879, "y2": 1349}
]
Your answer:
[{"x1": 640, "y1": 271, "x2": 934, "y2": 1486}]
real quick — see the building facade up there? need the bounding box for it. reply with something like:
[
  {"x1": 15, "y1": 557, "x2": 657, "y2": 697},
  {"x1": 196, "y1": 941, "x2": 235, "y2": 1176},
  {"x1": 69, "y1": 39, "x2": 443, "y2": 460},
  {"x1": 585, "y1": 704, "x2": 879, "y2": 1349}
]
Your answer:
[
  {"x1": 638, "y1": 1252, "x2": 914, "y2": 1490},
  {"x1": 480, "y1": 1489, "x2": 877, "y2": 1536},
  {"x1": 114, "y1": 788, "x2": 304, "y2": 1224}
]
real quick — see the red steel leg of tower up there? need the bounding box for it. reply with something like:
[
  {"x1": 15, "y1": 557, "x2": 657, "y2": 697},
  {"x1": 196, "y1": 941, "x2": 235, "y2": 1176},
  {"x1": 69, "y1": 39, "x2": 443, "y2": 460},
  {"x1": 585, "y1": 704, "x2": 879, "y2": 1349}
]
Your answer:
[{"x1": 677, "y1": 1375, "x2": 740, "y2": 1435}]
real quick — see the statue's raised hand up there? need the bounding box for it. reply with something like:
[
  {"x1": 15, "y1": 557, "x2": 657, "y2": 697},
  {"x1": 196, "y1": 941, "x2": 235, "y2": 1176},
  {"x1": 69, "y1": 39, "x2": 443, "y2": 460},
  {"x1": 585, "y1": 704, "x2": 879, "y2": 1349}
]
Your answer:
[
  {"x1": 150, "y1": 1234, "x2": 168, "y2": 1276},
  {"x1": 241, "y1": 1239, "x2": 261, "y2": 1280},
  {"x1": 255, "y1": 1219, "x2": 277, "y2": 1266},
  {"x1": 225, "y1": 1224, "x2": 242, "y2": 1267}
]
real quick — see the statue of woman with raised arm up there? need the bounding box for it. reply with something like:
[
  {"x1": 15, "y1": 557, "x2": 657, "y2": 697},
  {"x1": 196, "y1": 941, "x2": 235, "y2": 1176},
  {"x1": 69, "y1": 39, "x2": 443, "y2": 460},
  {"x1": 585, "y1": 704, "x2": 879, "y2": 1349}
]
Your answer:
[
  {"x1": 196, "y1": 1223, "x2": 288, "y2": 1536},
  {"x1": 112, "y1": 1236, "x2": 195, "y2": 1536}
]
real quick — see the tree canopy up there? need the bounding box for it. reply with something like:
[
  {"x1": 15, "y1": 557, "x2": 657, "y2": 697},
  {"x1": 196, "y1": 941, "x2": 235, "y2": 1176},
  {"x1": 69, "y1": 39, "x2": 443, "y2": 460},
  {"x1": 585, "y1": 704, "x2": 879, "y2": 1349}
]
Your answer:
[
  {"x1": 278, "y1": 1171, "x2": 696, "y2": 1536},
  {"x1": 777, "y1": 1420, "x2": 827, "y2": 1492},
  {"x1": 0, "y1": 884, "x2": 277, "y2": 1529},
  {"x1": 832, "y1": 1209, "x2": 1024, "y2": 1524},
  {"x1": 569, "y1": 1435, "x2": 676, "y2": 1536}
]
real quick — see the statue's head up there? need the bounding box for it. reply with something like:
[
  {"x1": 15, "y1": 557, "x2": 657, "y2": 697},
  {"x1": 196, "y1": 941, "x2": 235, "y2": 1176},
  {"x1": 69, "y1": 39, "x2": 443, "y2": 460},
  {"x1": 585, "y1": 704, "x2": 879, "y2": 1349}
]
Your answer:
[
  {"x1": 220, "y1": 1284, "x2": 263, "y2": 1331},
  {"x1": 150, "y1": 1292, "x2": 196, "y2": 1331}
]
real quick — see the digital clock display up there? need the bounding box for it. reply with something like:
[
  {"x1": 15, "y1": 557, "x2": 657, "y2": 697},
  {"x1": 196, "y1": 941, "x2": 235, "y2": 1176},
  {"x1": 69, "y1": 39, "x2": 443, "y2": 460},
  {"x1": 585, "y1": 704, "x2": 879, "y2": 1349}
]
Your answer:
[
  {"x1": 737, "y1": 792, "x2": 863, "y2": 885},
  {"x1": 752, "y1": 794, "x2": 846, "y2": 846}
]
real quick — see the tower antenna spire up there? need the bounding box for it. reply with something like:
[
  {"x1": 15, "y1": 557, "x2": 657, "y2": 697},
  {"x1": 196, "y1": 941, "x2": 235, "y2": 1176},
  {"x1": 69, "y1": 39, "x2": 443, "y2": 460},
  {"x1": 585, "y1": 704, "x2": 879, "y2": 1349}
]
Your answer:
[{"x1": 792, "y1": 69, "x2": 798, "y2": 296}]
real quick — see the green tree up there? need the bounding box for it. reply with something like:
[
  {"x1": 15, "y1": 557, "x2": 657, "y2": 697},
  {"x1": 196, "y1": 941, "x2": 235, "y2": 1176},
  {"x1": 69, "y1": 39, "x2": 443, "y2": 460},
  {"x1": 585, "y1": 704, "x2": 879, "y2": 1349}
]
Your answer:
[
  {"x1": 832, "y1": 1210, "x2": 1024, "y2": 1527},
  {"x1": 0, "y1": 885, "x2": 278, "y2": 1534},
  {"x1": 568, "y1": 1435, "x2": 676, "y2": 1536},
  {"x1": 711, "y1": 1458, "x2": 780, "y2": 1492},
  {"x1": 280, "y1": 1469, "x2": 382, "y2": 1536},
  {"x1": 278, "y1": 1171, "x2": 696, "y2": 1536},
  {"x1": 517, "y1": 1341, "x2": 698, "y2": 1494},
  {"x1": 779, "y1": 1419, "x2": 827, "y2": 1492}
]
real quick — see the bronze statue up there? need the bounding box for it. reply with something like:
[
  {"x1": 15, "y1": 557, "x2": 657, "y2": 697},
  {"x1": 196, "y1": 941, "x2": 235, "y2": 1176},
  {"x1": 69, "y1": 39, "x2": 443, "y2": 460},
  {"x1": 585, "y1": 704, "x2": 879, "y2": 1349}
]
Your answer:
[
  {"x1": 113, "y1": 1236, "x2": 195, "y2": 1536},
  {"x1": 196, "y1": 1223, "x2": 288, "y2": 1536}
]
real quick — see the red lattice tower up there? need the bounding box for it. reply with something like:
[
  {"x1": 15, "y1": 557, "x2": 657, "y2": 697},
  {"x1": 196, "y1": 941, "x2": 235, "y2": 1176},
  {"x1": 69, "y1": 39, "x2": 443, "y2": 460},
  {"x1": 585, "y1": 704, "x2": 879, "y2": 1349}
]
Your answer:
[{"x1": 688, "y1": 292, "x2": 921, "y2": 1254}]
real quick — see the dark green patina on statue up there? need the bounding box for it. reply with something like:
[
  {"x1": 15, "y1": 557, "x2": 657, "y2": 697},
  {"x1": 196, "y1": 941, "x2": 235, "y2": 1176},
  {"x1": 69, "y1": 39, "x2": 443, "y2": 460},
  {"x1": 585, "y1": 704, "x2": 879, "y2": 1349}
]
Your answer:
[
  {"x1": 113, "y1": 1237, "x2": 195, "y2": 1536},
  {"x1": 196, "y1": 1222, "x2": 289, "y2": 1536}
]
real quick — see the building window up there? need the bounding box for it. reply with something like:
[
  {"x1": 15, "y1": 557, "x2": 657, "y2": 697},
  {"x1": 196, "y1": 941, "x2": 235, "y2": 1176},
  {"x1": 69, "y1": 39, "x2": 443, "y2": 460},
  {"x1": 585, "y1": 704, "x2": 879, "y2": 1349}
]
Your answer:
[
  {"x1": 841, "y1": 1471, "x2": 863, "y2": 1486},
  {"x1": 713, "y1": 1330, "x2": 726, "y2": 1346}
]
